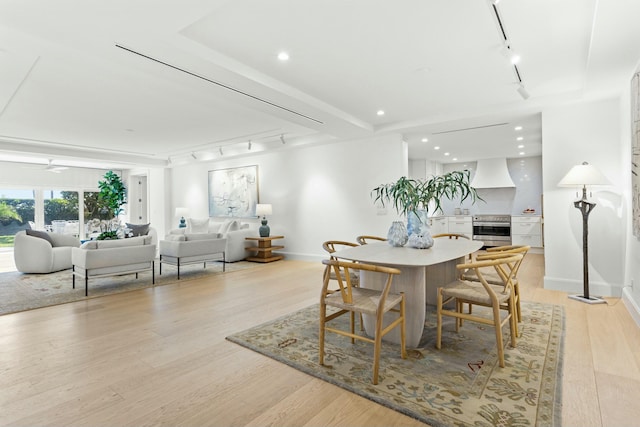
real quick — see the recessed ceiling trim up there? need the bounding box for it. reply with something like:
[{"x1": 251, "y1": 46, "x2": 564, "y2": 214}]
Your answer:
[
  {"x1": 115, "y1": 44, "x2": 324, "y2": 125},
  {"x1": 432, "y1": 122, "x2": 508, "y2": 135}
]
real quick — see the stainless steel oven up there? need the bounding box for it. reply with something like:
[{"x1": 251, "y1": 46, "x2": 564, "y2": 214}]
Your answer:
[{"x1": 472, "y1": 214, "x2": 511, "y2": 247}]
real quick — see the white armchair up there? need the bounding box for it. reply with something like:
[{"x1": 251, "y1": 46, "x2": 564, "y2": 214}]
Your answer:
[
  {"x1": 14, "y1": 230, "x2": 80, "y2": 273},
  {"x1": 159, "y1": 235, "x2": 227, "y2": 279},
  {"x1": 72, "y1": 236, "x2": 156, "y2": 296}
]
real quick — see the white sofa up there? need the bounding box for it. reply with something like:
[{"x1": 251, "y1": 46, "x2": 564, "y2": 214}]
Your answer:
[
  {"x1": 159, "y1": 234, "x2": 227, "y2": 279},
  {"x1": 14, "y1": 230, "x2": 81, "y2": 273},
  {"x1": 71, "y1": 235, "x2": 156, "y2": 296},
  {"x1": 169, "y1": 218, "x2": 259, "y2": 262}
]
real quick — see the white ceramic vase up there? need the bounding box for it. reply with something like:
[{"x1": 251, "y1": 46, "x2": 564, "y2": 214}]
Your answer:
[{"x1": 387, "y1": 221, "x2": 408, "y2": 247}]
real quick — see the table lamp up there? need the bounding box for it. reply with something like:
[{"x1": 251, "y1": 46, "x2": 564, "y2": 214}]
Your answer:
[
  {"x1": 175, "y1": 207, "x2": 189, "y2": 228},
  {"x1": 255, "y1": 204, "x2": 272, "y2": 237},
  {"x1": 558, "y1": 161, "x2": 611, "y2": 304}
]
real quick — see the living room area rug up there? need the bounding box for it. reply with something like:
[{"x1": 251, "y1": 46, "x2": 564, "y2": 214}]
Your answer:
[
  {"x1": 0, "y1": 261, "x2": 260, "y2": 316},
  {"x1": 226, "y1": 301, "x2": 564, "y2": 427}
]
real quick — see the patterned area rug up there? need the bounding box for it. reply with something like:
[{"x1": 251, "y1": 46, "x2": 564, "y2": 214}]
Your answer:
[
  {"x1": 0, "y1": 261, "x2": 259, "y2": 316},
  {"x1": 227, "y1": 301, "x2": 564, "y2": 427}
]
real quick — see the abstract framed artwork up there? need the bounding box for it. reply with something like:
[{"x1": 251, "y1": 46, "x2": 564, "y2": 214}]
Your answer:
[
  {"x1": 208, "y1": 165, "x2": 259, "y2": 218},
  {"x1": 632, "y1": 68, "x2": 640, "y2": 237}
]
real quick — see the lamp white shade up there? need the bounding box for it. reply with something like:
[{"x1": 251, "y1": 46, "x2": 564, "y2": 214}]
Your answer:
[
  {"x1": 558, "y1": 162, "x2": 611, "y2": 187},
  {"x1": 175, "y1": 207, "x2": 189, "y2": 218},
  {"x1": 255, "y1": 204, "x2": 272, "y2": 216}
]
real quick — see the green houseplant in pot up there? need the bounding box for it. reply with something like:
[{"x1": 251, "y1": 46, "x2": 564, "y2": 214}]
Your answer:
[
  {"x1": 96, "y1": 171, "x2": 127, "y2": 240},
  {"x1": 371, "y1": 170, "x2": 481, "y2": 247}
]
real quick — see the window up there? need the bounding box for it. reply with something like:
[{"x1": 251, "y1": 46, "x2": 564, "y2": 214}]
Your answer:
[
  {"x1": 44, "y1": 190, "x2": 79, "y2": 236},
  {"x1": 0, "y1": 189, "x2": 35, "y2": 247}
]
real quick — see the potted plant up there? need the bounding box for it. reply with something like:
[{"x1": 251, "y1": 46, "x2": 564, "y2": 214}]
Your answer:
[
  {"x1": 96, "y1": 171, "x2": 127, "y2": 239},
  {"x1": 371, "y1": 170, "x2": 481, "y2": 246}
]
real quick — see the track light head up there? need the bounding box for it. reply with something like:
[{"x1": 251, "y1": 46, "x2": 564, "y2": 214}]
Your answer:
[
  {"x1": 191, "y1": 152, "x2": 197, "y2": 160},
  {"x1": 248, "y1": 140, "x2": 252, "y2": 150},
  {"x1": 280, "y1": 134, "x2": 286, "y2": 144},
  {"x1": 517, "y1": 84, "x2": 530, "y2": 100},
  {"x1": 219, "y1": 147, "x2": 224, "y2": 156}
]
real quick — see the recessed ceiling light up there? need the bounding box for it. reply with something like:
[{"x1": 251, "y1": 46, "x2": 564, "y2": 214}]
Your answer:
[
  {"x1": 518, "y1": 144, "x2": 524, "y2": 148},
  {"x1": 517, "y1": 136, "x2": 523, "y2": 141},
  {"x1": 444, "y1": 152, "x2": 450, "y2": 156},
  {"x1": 519, "y1": 151, "x2": 525, "y2": 155},
  {"x1": 452, "y1": 157, "x2": 458, "y2": 161},
  {"x1": 376, "y1": 110, "x2": 385, "y2": 116},
  {"x1": 515, "y1": 126, "x2": 523, "y2": 131},
  {"x1": 434, "y1": 146, "x2": 440, "y2": 150},
  {"x1": 421, "y1": 138, "x2": 429, "y2": 143},
  {"x1": 277, "y1": 51, "x2": 289, "y2": 61}
]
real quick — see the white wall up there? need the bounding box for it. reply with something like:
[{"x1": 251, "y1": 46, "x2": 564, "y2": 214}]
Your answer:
[
  {"x1": 542, "y1": 97, "x2": 626, "y2": 297},
  {"x1": 168, "y1": 134, "x2": 406, "y2": 260}
]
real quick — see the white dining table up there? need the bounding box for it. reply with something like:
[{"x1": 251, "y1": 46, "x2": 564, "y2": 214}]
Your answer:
[{"x1": 332, "y1": 238, "x2": 483, "y2": 348}]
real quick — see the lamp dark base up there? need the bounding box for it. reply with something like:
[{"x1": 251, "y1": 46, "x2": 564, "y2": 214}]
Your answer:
[{"x1": 568, "y1": 294, "x2": 606, "y2": 304}]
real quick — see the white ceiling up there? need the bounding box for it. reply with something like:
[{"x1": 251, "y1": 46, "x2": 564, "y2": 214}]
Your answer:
[{"x1": 0, "y1": 0, "x2": 639, "y2": 170}]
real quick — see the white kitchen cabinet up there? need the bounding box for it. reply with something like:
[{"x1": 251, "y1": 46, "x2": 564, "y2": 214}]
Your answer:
[
  {"x1": 511, "y1": 216, "x2": 543, "y2": 247},
  {"x1": 429, "y1": 216, "x2": 448, "y2": 235},
  {"x1": 447, "y1": 216, "x2": 473, "y2": 239}
]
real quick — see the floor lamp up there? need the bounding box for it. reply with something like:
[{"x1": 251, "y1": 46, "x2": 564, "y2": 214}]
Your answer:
[{"x1": 558, "y1": 162, "x2": 611, "y2": 304}]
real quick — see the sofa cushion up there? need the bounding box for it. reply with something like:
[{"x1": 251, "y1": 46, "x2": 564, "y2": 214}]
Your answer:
[
  {"x1": 26, "y1": 229, "x2": 54, "y2": 247},
  {"x1": 188, "y1": 218, "x2": 209, "y2": 233},
  {"x1": 208, "y1": 222, "x2": 223, "y2": 233},
  {"x1": 185, "y1": 233, "x2": 222, "y2": 241},
  {"x1": 80, "y1": 241, "x2": 98, "y2": 249},
  {"x1": 166, "y1": 234, "x2": 186, "y2": 241},
  {"x1": 96, "y1": 236, "x2": 147, "y2": 249},
  {"x1": 220, "y1": 219, "x2": 241, "y2": 235},
  {"x1": 126, "y1": 222, "x2": 150, "y2": 237}
]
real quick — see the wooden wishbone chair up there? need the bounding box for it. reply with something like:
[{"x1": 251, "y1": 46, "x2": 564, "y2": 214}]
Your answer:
[
  {"x1": 356, "y1": 235, "x2": 388, "y2": 245},
  {"x1": 432, "y1": 233, "x2": 470, "y2": 240},
  {"x1": 436, "y1": 253, "x2": 522, "y2": 368},
  {"x1": 433, "y1": 233, "x2": 473, "y2": 261},
  {"x1": 322, "y1": 240, "x2": 363, "y2": 329},
  {"x1": 319, "y1": 258, "x2": 406, "y2": 385},
  {"x1": 322, "y1": 240, "x2": 360, "y2": 286},
  {"x1": 461, "y1": 245, "x2": 530, "y2": 325}
]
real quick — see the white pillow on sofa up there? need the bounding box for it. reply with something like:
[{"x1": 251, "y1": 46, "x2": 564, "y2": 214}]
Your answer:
[
  {"x1": 187, "y1": 218, "x2": 210, "y2": 233},
  {"x1": 219, "y1": 219, "x2": 241, "y2": 235}
]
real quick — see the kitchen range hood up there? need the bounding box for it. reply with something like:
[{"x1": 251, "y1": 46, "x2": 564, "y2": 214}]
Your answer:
[{"x1": 470, "y1": 158, "x2": 516, "y2": 189}]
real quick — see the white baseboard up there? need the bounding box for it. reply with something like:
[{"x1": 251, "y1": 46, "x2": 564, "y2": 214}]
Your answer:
[
  {"x1": 544, "y1": 276, "x2": 622, "y2": 298},
  {"x1": 623, "y1": 287, "x2": 640, "y2": 328}
]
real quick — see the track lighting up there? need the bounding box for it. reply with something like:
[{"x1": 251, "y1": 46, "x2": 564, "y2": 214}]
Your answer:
[
  {"x1": 219, "y1": 147, "x2": 224, "y2": 156},
  {"x1": 517, "y1": 84, "x2": 530, "y2": 100},
  {"x1": 280, "y1": 134, "x2": 286, "y2": 144},
  {"x1": 191, "y1": 152, "x2": 197, "y2": 160},
  {"x1": 248, "y1": 140, "x2": 252, "y2": 150}
]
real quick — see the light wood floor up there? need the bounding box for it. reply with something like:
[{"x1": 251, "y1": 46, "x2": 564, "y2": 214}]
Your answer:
[{"x1": 1, "y1": 254, "x2": 639, "y2": 426}]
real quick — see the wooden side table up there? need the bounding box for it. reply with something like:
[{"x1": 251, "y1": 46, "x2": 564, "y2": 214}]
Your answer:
[{"x1": 245, "y1": 236, "x2": 284, "y2": 263}]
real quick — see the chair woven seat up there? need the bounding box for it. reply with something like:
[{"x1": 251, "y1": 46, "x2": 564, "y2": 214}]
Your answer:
[
  {"x1": 325, "y1": 286, "x2": 404, "y2": 315},
  {"x1": 441, "y1": 280, "x2": 511, "y2": 306},
  {"x1": 328, "y1": 270, "x2": 359, "y2": 286},
  {"x1": 460, "y1": 269, "x2": 519, "y2": 286}
]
